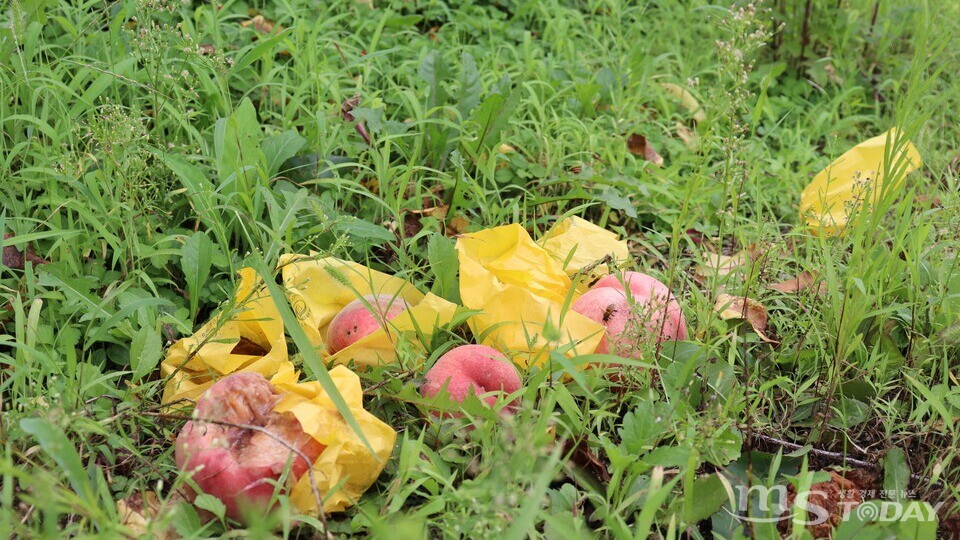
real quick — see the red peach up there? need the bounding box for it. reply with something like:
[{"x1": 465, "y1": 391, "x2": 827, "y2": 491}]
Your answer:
[
  {"x1": 592, "y1": 271, "x2": 687, "y2": 341},
  {"x1": 573, "y1": 277, "x2": 686, "y2": 358},
  {"x1": 326, "y1": 294, "x2": 408, "y2": 354},
  {"x1": 175, "y1": 373, "x2": 325, "y2": 523},
  {"x1": 421, "y1": 345, "x2": 522, "y2": 410}
]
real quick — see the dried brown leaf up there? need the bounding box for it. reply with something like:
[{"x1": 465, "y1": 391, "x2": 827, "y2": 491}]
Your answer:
[
  {"x1": 117, "y1": 491, "x2": 182, "y2": 539},
  {"x1": 341, "y1": 94, "x2": 371, "y2": 145},
  {"x1": 2, "y1": 234, "x2": 49, "y2": 270},
  {"x1": 626, "y1": 133, "x2": 663, "y2": 167},
  {"x1": 675, "y1": 122, "x2": 699, "y2": 150},
  {"x1": 768, "y1": 271, "x2": 826, "y2": 295},
  {"x1": 659, "y1": 82, "x2": 707, "y2": 123},
  {"x1": 697, "y1": 252, "x2": 748, "y2": 280},
  {"x1": 240, "y1": 14, "x2": 279, "y2": 34},
  {"x1": 447, "y1": 216, "x2": 469, "y2": 236},
  {"x1": 562, "y1": 438, "x2": 611, "y2": 484},
  {"x1": 715, "y1": 293, "x2": 777, "y2": 343}
]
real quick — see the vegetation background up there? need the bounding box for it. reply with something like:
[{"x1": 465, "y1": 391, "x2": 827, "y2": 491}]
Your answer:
[{"x1": 1, "y1": 0, "x2": 959, "y2": 537}]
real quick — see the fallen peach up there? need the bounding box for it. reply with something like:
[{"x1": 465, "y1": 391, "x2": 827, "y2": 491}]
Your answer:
[
  {"x1": 326, "y1": 294, "x2": 408, "y2": 354},
  {"x1": 573, "y1": 274, "x2": 686, "y2": 358},
  {"x1": 421, "y1": 345, "x2": 522, "y2": 410},
  {"x1": 592, "y1": 271, "x2": 687, "y2": 341},
  {"x1": 175, "y1": 372, "x2": 325, "y2": 523}
]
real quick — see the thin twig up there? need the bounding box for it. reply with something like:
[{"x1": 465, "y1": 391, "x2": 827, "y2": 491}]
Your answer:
[{"x1": 749, "y1": 432, "x2": 936, "y2": 487}]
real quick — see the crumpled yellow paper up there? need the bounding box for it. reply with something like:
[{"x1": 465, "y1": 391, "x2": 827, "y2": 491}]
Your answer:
[
  {"x1": 280, "y1": 254, "x2": 458, "y2": 367},
  {"x1": 540, "y1": 216, "x2": 630, "y2": 285},
  {"x1": 270, "y1": 362, "x2": 396, "y2": 514},
  {"x1": 800, "y1": 128, "x2": 922, "y2": 236},
  {"x1": 457, "y1": 223, "x2": 608, "y2": 368},
  {"x1": 161, "y1": 268, "x2": 288, "y2": 405}
]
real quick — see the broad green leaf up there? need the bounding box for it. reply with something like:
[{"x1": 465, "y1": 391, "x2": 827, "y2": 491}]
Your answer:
[
  {"x1": 334, "y1": 217, "x2": 395, "y2": 244},
  {"x1": 262, "y1": 130, "x2": 306, "y2": 176},
  {"x1": 466, "y1": 89, "x2": 519, "y2": 158},
  {"x1": 419, "y1": 49, "x2": 449, "y2": 110},
  {"x1": 231, "y1": 27, "x2": 294, "y2": 73},
  {"x1": 684, "y1": 473, "x2": 730, "y2": 524},
  {"x1": 427, "y1": 234, "x2": 460, "y2": 303},
  {"x1": 181, "y1": 231, "x2": 213, "y2": 319},
  {"x1": 882, "y1": 447, "x2": 910, "y2": 502},
  {"x1": 20, "y1": 418, "x2": 94, "y2": 504},
  {"x1": 193, "y1": 493, "x2": 226, "y2": 521},
  {"x1": 456, "y1": 52, "x2": 481, "y2": 118},
  {"x1": 214, "y1": 98, "x2": 265, "y2": 209},
  {"x1": 129, "y1": 324, "x2": 162, "y2": 382},
  {"x1": 619, "y1": 401, "x2": 670, "y2": 455},
  {"x1": 705, "y1": 426, "x2": 742, "y2": 466}
]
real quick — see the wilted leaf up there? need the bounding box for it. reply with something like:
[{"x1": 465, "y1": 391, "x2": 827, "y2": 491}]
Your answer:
[
  {"x1": 659, "y1": 82, "x2": 706, "y2": 123},
  {"x1": 447, "y1": 215, "x2": 469, "y2": 235},
  {"x1": 768, "y1": 271, "x2": 825, "y2": 295},
  {"x1": 562, "y1": 438, "x2": 611, "y2": 484},
  {"x1": 240, "y1": 14, "x2": 280, "y2": 34},
  {"x1": 627, "y1": 133, "x2": 663, "y2": 166},
  {"x1": 2, "y1": 233, "x2": 49, "y2": 269},
  {"x1": 696, "y1": 251, "x2": 749, "y2": 282},
  {"x1": 799, "y1": 128, "x2": 922, "y2": 236},
  {"x1": 406, "y1": 205, "x2": 449, "y2": 220},
  {"x1": 714, "y1": 293, "x2": 777, "y2": 343},
  {"x1": 341, "y1": 94, "x2": 372, "y2": 145},
  {"x1": 675, "y1": 122, "x2": 698, "y2": 150},
  {"x1": 117, "y1": 490, "x2": 182, "y2": 539}
]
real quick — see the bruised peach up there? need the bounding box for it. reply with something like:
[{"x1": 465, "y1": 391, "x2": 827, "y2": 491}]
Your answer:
[
  {"x1": 326, "y1": 294, "x2": 408, "y2": 354},
  {"x1": 593, "y1": 271, "x2": 687, "y2": 341},
  {"x1": 175, "y1": 373, "x2": 325, "y2": 523},
  {"x1": 573, "y1": 274, "x2": 686, "y2": 358},
  {"x1": 421, "y1": 345, "x2": 522, "y2": 410}
]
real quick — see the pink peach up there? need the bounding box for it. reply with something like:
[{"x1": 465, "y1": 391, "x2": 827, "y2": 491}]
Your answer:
[
  {"x1": 326, "y1": 294, "x2": 408, "y2": 354},
  {"x1": 592, "y1": 271, "x2": 687, "y2": 341},
  {"x1": 421, "y1": 345, "x2": 522, "y2": 410},
  {"x1": 175, "y1": 373, "x2": 325, "y2": 523}
]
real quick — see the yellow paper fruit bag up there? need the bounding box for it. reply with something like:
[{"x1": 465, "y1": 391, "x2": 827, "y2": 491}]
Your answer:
[
  {"x1": 270, "y1": 362, "x2": 397, "y2": 514},
  {"x1": 161, "y1": 268, "x2": 288, "y2": 405},
  {"x1": 280, "y1": 254, "x2": 458, "y2": 367},
  {"x1": 540, "y1": 216, "x2": 630, "y2": 286},
  {"x1": 800, "y1": 128, "x2": 922, "y2": 236},
  {"x1": 457, "y1": 223, "x2": 605, "y2": 369}
]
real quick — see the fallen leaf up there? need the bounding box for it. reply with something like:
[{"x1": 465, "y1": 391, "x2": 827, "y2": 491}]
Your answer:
[
  {"x1": 675, "y1": 122, "x2": 699, "y2": 150},
  {"x1": 562, "y1": 437, "x2": 611, "y2": 484},
  {"x1": 406, "y1": 205, "x2": 449, "y2": 220},
  {"x1": 2, "y1": 234, "x2": 49, "y2": 270},
  {"x1": 799, "y1": 128, "x2": 922, "y2": 236},
  {"x1": 627, "y1": 133, "x2": 663, "y2": 167},
  {"x1": 696, "y1": 251, "x2": 748, "y2": 282},
  {"x1": 117, "y1": 491, "x2": 182, "y2": 539},
  {"x1": 447, "y1": 216, "x2": 469, "y2": 236},
  {"x1": 768, "y1": 271, "x2": 826, "y2": 295},
  {"x1": 240, "y1": 14, "x2": 279, "y2": 34},
  {"x1": 714, "y1": 293, "x2": 777, "y2": 343},
  {"x1": 659, "y1": 82, "x2": 707, "y2": 123},
  {"x1": 340, "y1": 94, "x2": 372, "y2": 145}
]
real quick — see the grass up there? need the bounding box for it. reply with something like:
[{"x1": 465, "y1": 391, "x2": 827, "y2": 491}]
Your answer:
[{"x1": 2, "y1": 0, "x2": 959, "y2": 537}]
